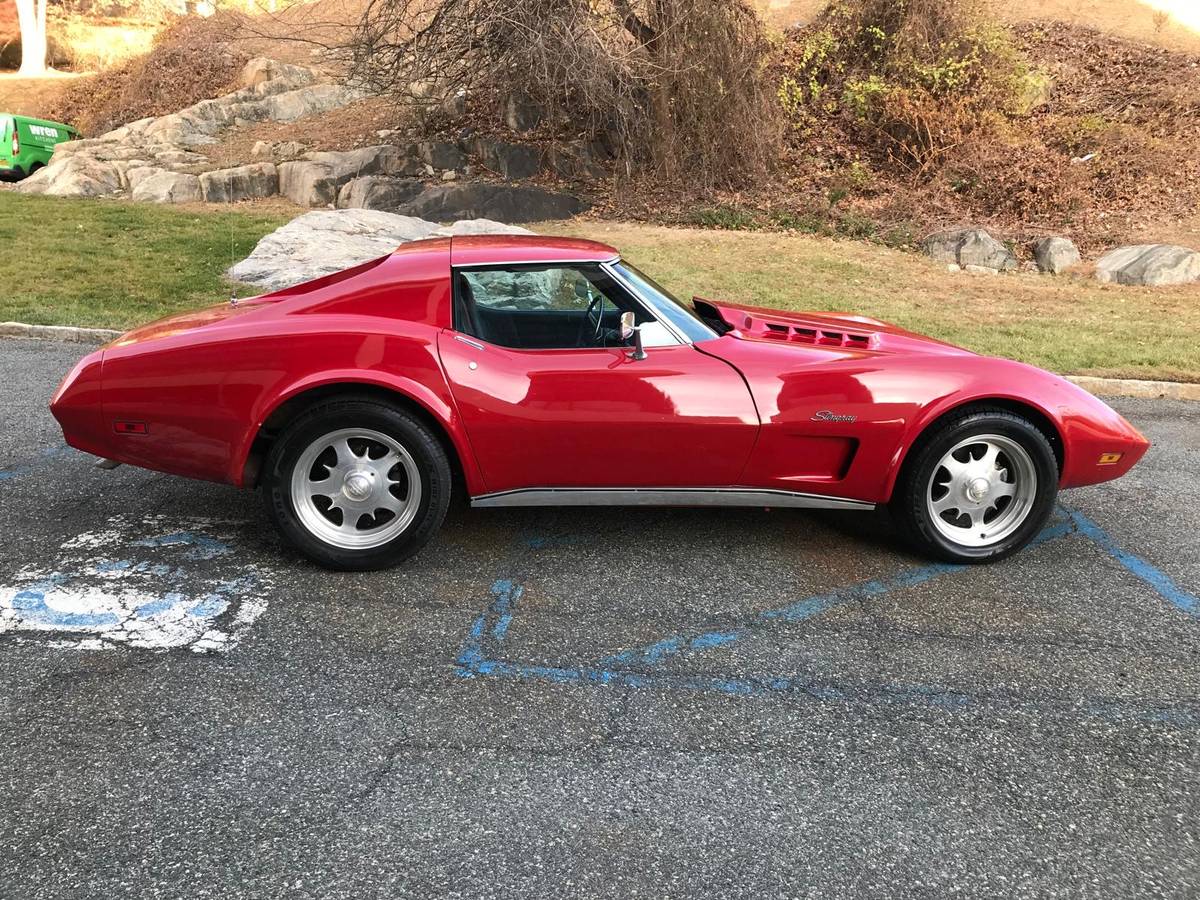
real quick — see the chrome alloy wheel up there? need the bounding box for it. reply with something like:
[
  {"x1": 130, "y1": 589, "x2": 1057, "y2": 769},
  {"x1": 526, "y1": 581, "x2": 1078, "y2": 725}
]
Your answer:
[
  {"x1": 290, "y1": 427, "x2": 422, "y2": 550},
  {"x1": 926, "y1": 433, "x2": 1037, "y2": 548}
]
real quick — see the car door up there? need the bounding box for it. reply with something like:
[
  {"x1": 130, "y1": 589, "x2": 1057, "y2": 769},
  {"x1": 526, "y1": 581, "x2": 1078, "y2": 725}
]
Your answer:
[{"x1": 437, "y1": 262, "x2": 759, "y2": 494}]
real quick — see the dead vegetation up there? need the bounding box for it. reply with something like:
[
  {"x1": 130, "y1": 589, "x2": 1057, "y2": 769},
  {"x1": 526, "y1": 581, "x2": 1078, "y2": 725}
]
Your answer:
[
  {"x1": 44, "y1": 13, "x2": 249, "y2": 136},
  {"x1": 347, "y1": 0, "x2": 782, "y2": 188}
]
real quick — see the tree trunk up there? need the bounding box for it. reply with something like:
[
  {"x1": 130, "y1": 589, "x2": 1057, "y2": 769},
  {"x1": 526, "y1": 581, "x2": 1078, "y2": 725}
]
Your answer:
[{"x1": 15, "y1": 0, "x2": 49, "y2": 77}]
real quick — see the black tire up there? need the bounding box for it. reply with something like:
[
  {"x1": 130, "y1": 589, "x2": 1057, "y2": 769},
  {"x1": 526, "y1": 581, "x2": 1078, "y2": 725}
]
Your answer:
[
  {"x1": 889, "y1": 407, "x2": 1058, "y2": 563},
  {"x1": 263, "y1": 397, "x2": 452, "y2": 571}
]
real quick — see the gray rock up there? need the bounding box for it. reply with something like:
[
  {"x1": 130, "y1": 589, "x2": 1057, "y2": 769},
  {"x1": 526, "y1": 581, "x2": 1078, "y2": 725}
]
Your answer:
[
  {"x1": 417, "y1": 140, "x2": 466, "y2": 171},
  {"x1": 336, "y1": 175, "x2": 425, "y2": 210},
  {"x1": 544, "y1": 141, "x2": 606, "y2": 181},
  {"x1": 274, "y1": 140, "x2": 307, "y2": 160},
  {"x1": 279, "y1": 160, "x2": 341, "y2": 207},
  {"x1": 240, "y1": 57, "x2": 317, "y2": 91},
  {"x1": 124, "y1": 165, "x2": 165, "y2": 192},
  {"x1": 250, "y1": 140, "x2": 273, "y2": 159},
  {"x1": 15, "y1": 155, "x2": 121, "y2": 197},
  {"x1": 1034, "y1": 237, "x2": 1081, "y2": 275},
  {"x1": 1095, "y1": 244, "x2": 1200, "y2": 286},
  {"x1": 225, "y1": 209, "x2": 443, "y2": 291},
  {"x1": 260, "y1": 83, "x2": 364, "y2": 123},
  {"x1": 199, "y1": 163, "x2": 278, "y2": 203},
  {"x1": 281, "y1": 146, "x2": 421, "y2": 206},
  {"x1": 468, "y1": 136, "x2": 541, "y2": 180},
  {"x1": 396, "y1": 183, "x2": 587, "y2": 222},
  {"x1": 921, "y1": 228, "x2": 1016, "y2": 273},
  {"x1": 152, "y1": 149, "x2": 208, "y2": 168},
  {"x1": 132, "y1": 170, "x2": 202, "y2": 204},
  {"x1": 429, "y1": 219, "x2": 534, "y2": 237},
  {"x1": 503, "y1": 92, "x2": 544, "y2": 132}
]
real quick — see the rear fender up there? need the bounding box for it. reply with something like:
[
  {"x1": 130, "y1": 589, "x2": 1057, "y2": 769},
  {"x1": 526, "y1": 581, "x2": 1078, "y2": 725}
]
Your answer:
[{"x1": 233, "y1": 369, "x2": 485, "y2": 494}]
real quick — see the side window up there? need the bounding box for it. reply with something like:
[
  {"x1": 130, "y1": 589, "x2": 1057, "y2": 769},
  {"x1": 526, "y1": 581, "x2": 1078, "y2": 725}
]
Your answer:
[{"x1": 455, "y1": 264, "x2": 657, "y2": 350}]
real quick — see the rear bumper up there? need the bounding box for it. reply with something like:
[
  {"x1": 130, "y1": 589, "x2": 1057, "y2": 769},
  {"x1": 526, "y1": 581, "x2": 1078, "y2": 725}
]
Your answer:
[{"x1": 49, "y1": 350, "x2": 111, "y2": 459}]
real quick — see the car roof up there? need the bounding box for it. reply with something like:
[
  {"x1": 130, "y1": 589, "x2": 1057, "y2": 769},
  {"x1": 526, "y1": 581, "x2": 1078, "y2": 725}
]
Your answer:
[{"x1": 446, "y1": 234, "x2": 619, "y2": 267}]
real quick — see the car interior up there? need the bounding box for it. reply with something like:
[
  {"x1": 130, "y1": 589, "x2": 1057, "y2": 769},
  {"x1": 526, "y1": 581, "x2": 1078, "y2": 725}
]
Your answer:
[{"x1": 453, "y1": 264, "x2": 653, "y2": 350}]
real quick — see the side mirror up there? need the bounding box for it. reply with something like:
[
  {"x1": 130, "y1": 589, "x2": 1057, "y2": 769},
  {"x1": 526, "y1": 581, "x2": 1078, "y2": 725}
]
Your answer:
[{"x1": 620, "y1": 311, "x2": 646, "y2": 360}]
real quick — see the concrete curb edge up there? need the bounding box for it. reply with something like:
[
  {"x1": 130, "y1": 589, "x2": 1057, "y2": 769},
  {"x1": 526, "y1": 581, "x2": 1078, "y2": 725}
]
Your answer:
[
  {"x1": 1065, "y1": 375, "x2": 1200, "y2": 402},
  {"x1": 0, "y1": 322, "x2": 121, "y2": 345}
]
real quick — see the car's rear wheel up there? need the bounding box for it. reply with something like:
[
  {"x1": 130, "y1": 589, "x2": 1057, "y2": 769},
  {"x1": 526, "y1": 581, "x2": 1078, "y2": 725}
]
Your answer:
[
  {"x1": 263, "y1": 398, "x2": 451, "y2": 570},
  {"x1": 890, "y1": 408, "x2": 1058, "y2": 563}
]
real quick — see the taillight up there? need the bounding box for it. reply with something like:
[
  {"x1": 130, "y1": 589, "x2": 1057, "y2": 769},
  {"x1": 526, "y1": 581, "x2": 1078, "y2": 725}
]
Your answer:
[{"x1": 11, "y1": 127, "x2": 17, "y2": 155}]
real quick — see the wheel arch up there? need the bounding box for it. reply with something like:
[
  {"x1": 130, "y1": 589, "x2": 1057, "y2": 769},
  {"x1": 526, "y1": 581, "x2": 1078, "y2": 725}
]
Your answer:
[
  {"x1": 883, "y1": 396, "x2": 1065, "y2": 503},
  {"x1": 236, "y1": 378, "x2": 479, "y2": 498}
]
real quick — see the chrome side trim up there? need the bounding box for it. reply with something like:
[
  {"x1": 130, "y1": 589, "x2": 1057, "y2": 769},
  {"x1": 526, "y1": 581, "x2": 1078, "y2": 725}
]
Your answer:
[
  {"x1": 453, "y1": 334, "x2": 484, "y2": 350},
  {"x1": 471, "y1": 487, "x2": 874, "y2": 511}
]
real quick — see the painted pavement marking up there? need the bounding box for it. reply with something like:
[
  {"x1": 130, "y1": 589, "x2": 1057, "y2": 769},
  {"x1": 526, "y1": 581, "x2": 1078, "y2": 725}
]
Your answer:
[
  {"x1": 454, "y1": 508, "x2": 1200, "y2": 723},
  {"x1": 0, "y1": 515, "x2": 272, "y2": 653}
]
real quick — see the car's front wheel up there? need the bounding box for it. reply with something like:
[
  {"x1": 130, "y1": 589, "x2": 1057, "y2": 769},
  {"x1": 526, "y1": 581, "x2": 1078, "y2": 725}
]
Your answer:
[
  {"x1": 263, "y1": 398, "x2": 451, "y2": 570},
  {"x1": 890, "y1": 408, "x2": 1058, "y2": 563}
]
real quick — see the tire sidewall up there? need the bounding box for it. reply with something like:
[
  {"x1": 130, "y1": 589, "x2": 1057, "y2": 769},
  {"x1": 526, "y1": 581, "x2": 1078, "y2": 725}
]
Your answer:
[
  {"x1": 265, "y1": 401, "x2": 451, "y2": 570},
  {"x1": 897, "y1": 412, "x2": 1059, "y2": 563}
]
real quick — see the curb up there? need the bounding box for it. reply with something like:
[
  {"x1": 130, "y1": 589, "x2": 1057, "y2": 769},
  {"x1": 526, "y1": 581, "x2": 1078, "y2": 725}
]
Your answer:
[
  {"x1": 1, "y1": 321, "x2": 1197, "y2": 400},
  {"x1": 1065, "y1": 376, "x2": 1200, "y2": 402},
  {"x1": 0, "y1": 322, "x2": 120, "y2": 345}
]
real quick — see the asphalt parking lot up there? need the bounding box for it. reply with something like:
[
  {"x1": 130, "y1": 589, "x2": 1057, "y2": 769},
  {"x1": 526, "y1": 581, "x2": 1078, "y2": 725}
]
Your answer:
[{"x1": 1, "y1": 337, "x2": 1198, "y2": 899}]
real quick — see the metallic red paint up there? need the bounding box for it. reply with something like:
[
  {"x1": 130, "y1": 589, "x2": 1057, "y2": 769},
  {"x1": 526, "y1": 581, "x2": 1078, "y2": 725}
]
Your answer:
[{"x1": 49, "y1": 235, "x2": 1149, "y2": 509}]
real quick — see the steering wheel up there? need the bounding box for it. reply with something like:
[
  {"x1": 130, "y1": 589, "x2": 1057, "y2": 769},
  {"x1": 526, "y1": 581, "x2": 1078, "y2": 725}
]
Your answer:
[{"x1": 575, "y1": 294, "x2": 606, "y2": 348}]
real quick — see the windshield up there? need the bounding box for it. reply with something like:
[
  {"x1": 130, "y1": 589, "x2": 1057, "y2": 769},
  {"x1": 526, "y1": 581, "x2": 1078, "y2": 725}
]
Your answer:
[{"x1": 612, "y1": 260, "x2": 718, "y2": 343}]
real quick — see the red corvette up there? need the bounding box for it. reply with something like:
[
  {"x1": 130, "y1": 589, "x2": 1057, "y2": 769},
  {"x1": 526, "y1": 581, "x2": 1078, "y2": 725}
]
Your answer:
[{"x1": 51, "y1": 235, "x2": 1148, "y2": 569}]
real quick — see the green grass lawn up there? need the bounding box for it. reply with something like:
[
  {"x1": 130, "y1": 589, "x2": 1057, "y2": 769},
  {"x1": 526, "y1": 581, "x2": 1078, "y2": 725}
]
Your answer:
[
  {"x1": 2, "y1": 194, "x2": 1197, "y2": 381},
  {"x1": 0, "y1": 194, "x2": 291, "y2": 330}
]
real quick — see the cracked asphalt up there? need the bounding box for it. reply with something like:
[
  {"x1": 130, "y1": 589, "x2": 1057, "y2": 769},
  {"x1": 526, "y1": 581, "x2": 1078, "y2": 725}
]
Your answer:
[{"x1": 1, "y1": 337, "x2": 1198, "y2": 899}]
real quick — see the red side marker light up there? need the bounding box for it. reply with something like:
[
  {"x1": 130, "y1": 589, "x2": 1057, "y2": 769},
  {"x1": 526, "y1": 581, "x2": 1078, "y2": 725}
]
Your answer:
[{"x1": 114, "y1": 421, "x2": 148, "y2": 435}]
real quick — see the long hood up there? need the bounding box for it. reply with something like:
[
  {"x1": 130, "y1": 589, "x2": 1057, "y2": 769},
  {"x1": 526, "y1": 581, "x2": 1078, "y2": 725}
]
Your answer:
[{"x1": 693, "y1": 297, "x2": 973, "y2": 357}]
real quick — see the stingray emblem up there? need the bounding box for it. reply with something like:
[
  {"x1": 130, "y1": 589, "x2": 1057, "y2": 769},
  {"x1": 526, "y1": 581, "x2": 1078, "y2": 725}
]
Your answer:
[{"x1": 811, "y1": 410, "x2": 857, "y2": 423}]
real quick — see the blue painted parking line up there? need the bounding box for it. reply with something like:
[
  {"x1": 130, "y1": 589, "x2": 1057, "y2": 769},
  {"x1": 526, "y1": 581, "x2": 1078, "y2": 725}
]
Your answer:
[
  {"x1": 0, "y1": 446, "x2": 74, "y2": 483},
  {"x1": 454, "y1": 507, "x2": 1199, "y2": 721}
]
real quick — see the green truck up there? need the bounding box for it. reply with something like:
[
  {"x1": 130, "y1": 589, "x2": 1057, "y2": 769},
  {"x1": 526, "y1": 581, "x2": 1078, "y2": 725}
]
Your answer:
[{"x1": 0, "y1": 114, "x2": 79, "y2": 181}]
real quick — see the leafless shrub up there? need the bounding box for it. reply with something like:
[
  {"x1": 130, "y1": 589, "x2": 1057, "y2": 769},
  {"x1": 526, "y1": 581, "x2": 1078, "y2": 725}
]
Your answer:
[{"x1": 345, "y1": 0, "x2": 781, "y2": 188}]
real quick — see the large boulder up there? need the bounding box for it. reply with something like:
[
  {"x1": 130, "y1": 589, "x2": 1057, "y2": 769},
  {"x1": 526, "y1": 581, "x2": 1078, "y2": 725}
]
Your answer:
[
  {"x1": 1095, "y1": 244, "x2": 1200, "y2": 286},
  {"x1": 280, "y1": 146, "x2": 421, "y2": 206},
  {"x1": 225, "y1": 210, "x2": 443, "y2": 291},
  {"x1": 131, "y1": 170, "x2": 202, "y2": 204},
  {"x1": 225, "y1": 210, "x2": 536, "y2": 292},
  {"x1": 396, "y1": 183, "x2": 587, "y2": 222},
  {"x1": 336, "y1": 175, "x2": 425, "y2": 210},
  {"x1": 921, "y1": 227, "x2": 1017, "y2": 273},
  {"x1": 199, "y1": 163, "x2": 278, "y2": 203},
  {"x1": 15, "y1": 155, "x2": 121, "y2": 197},
  {"x1": 1033, "y1": 237, "x2": 1081, "y2": 275}
]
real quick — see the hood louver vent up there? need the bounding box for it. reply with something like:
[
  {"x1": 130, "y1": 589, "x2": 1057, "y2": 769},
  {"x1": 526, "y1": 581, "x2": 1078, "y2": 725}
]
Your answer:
[{"x1": 743, "y1": 315, "x2": 874, "y2": 350}]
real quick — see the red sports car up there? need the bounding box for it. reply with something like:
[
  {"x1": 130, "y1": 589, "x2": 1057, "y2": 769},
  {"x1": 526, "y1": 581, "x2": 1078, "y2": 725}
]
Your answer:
[{"x1": 51, "y1": 235, "x2": 1149, "y2": 570}]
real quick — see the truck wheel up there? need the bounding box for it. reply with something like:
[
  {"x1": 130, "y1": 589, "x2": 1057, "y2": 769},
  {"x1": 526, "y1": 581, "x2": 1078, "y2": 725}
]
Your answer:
[
  {"x1": 263, "y1": 398, "x2": 452, "y2": 570},
  {"x1": 890, "y1": 408, "x2": 1058, "y2": 563}
]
